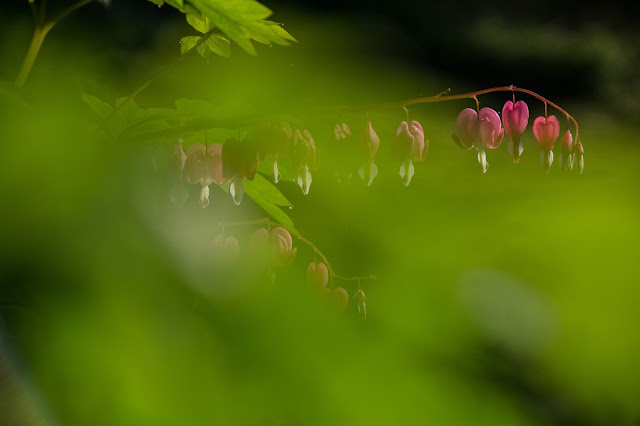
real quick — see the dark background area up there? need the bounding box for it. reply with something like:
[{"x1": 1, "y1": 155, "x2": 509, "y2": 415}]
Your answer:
[{"x1": 1, "y1": 0, "x2": 638, "y2": 119}]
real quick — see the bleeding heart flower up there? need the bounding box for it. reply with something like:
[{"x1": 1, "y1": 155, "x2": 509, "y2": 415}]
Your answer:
[
  {"x1": 184, "y1": 143, "x2": 225, "y2": 208},
  {"x1": 332, "y1": 287, "x2": 349, "y2": 312},
  {"x1": 292, "y1": 129, "x2": 316, "y2": 195},
  {"x1": 451, "y1": 107, "x2": 503, "y2": 173},
  {"x1": 533, "y1": 115, "x2": 560, "y2": 172},
  {"x1": 502, "y1": 100, "x2": 529, "y2": 163},
  {"x1": 533, "y1": 115, "x2": 560, "y2": 151},
  {"x1": 212, "y1": 234, "x2": 240, "y2": 258},
  {"x1": 222, "y1": 138, "x2": 260, "y2": 205},
  {"x1": 270, "y1": 227, "x2": 297, "y2": 267},
  {"x1": 252, "y1": 121, "x2": 292, "y2": 183},
  {"x1": 331, "y1": 123, "x2": 358, "y2": 183},
  {"x1": 249, "y1": 227, "x2": 297, "y2": 267},
  {"x1": 359, "y1": 121, "x2": 380, "y2": 186},
  {"x1": 307, "y1": 262, "x2": 329, "y2": 293},
  {"x1": 560, "y1": 130, "x2": 573, "y2": 171},
  {"x1": 393, "y1": 120, "x2": 428, "y2": 186}
]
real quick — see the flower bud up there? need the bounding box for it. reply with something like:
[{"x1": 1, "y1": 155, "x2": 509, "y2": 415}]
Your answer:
[
  {"x1": 307, "y1": 262, "x2": 329, "y2": 293},
  {"x1": 451, "y1": 108, "x2": 478, "y2": 149},
  {"x1": 292, "y1": 129, "x2": 316, "y2": 195},
  {"x1": 359, "y1": 121, "x2": 379, "y2": 186},
  {"x1": 560, "y1": 130, "x2": 573, "y2": 171},
  {"x1": 333, "y1": 123, "x2": 351, "y2": 141},
  {"x1": 574, "y1": 141, "x2": 584, "y2": 174},
  {"x1": 502, "y1": 100, "x2": 529, "y2": 162},
  {"x1": 353, "y1": 288, "x2": 367, "y2": 319}
]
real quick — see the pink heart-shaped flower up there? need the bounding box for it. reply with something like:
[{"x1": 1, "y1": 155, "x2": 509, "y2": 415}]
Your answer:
[
  {"x1": 502, "y1": 100, "x2": 529, "y2": 143},
  {"x1": 478, "y1": 107, "x2": 504, "y2": 149},
  {"x1": 452, "y1": 108, "x2": 479, "y2": 149},
  {"x1": 533, "y1": 115, "x2": 560, "y2": 151}
]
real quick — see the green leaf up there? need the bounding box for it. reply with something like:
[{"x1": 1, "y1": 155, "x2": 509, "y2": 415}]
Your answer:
[
  {"x1": 244, "y1": 173, "x2": 291, "y2": 207},
  {"x1": 206, "y1": 35, "x2": 231, "y2": 57},
  {"x1": 81, "y1": 92, "x2": 114, "y2": 119},
  {"x1": 186, "y1": 14, "x2": 213, "y2": 33},
  {"x1": 264, "y1": 20, "x2": 297, "y2": 43},
  {"x1": 180, "y1": 36, "x2": 200, "y2": 54},
  {"x1": 245, "y1": 188, "x2": 295, "y2": 230}
]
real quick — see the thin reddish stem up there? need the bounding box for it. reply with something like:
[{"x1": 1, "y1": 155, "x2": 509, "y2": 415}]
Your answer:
[
  {"x1": 336, "y1": 85, "x2": 580, "y2": 142},
  {"x1": 219, "y1": 218, "x2": 376, "y2": 286}
]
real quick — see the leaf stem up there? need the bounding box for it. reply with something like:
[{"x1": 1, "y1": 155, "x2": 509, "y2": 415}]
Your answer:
[{"x1": 16, "y1": 0, "x2": 95, "y2": 88}]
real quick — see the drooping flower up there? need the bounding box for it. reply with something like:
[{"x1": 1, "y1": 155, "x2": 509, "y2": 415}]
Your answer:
[
  {"x1": 252, "y1": 121, "x2": 292, "y2": 183},
  {"x1": 359, "y1": 121, "x2": 380, "y2": 186},
  {"x1": 184, "y1": 143, "x2": 225, "y2": 208},
  {"x1": 332, "y1": 287, "x2": 349, "y2": 312},
  {"x1": 222, "y1": 138, "x2": 260, "y2": 205},
  {"x1": 307, "y1": 262, "x2": 329, "y2": 293},
  {"x1": 331, "y1": 123, "x2": 358, "y2": 183},
  {"x1": 271, "y1": 227, "x2": 297, "y2": 266},
  {"x1": 533, "y1": 115, "x2": 560, "y2": 172},
  {"x1": 249, "y1": 227, "x2": 297, "y2": 267},
  {"x1": 560, "y1": 130, "x2": 573, "y2": 172},
  {"x1": 393, "y1": 120, "x2": 428, "y2": 186},
  {"x1": 502, "y1": 100, "x2": 529, "y2": 163},
  {"x1": 212, "y1": 234, "x2": 240, "y2": 258},
  {"x1": 451, "y1": 107, "x2": 503, "y2": 173},
  {"x1": 292, "y1": 129, "x2": 316, "y2": 195}
]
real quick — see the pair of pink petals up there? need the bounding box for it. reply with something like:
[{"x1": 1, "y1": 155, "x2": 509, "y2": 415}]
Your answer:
[
  {"x1": 452, "y1": 107, "x2": 504, "y2": 151},
  {"x1": 502, "y1": 100, "x2": 529, "y2": 162},
  {"x1": 395, "y1": 120, "x2": 428, "y2": 162},
  {"x1": 532, "y1": 115, "x2": 560, "y2": 151},
  {"x1": 184, "y1": 143, "x2": 225, "y2": 207}
]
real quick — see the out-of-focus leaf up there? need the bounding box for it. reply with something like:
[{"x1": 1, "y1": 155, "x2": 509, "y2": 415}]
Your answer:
[
  {"x1": 264, "y1": 21, "x2": 297, "y2": 43},
  {"x1": 81, "y1": 92, "x2": 114, "y2": 119},
  {"x1": 147, "y1": 0, "x2": 184, "y2": 9},
  {"x1": 245, "y1": 183, "x2": 295, "y2": 229},
  {"x1": 180, "y1": 36, "x2": 201, "y2": 54},
  {"x1": 244, "y1": 173, "x2": 291, "y2": 207}
]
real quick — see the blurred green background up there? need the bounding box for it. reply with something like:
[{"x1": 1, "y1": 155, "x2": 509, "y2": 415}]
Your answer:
[{"x1": 1, "y1": 1, "x2": 639, "y2": 425}]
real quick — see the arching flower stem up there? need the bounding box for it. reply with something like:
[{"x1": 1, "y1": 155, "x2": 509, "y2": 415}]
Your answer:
[
  {"x1": 331, "y1": 85, "x2": 580, "y2": 143},
  {"x1": 219, "y1": 218, "x2": 376, "y2": 288}
]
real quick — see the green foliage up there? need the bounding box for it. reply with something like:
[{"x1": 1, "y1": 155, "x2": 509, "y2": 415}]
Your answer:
[
  {"x1": 149, "y1": 0, "x2": 297, "y2": 55},
  {"x1": 244, "y1": 178, "x2": 295, "y2": 230},
  {"x1": 245, "y1": 173, "x2": 292, "y2": 207}
]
